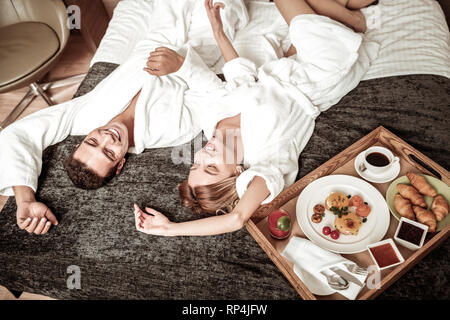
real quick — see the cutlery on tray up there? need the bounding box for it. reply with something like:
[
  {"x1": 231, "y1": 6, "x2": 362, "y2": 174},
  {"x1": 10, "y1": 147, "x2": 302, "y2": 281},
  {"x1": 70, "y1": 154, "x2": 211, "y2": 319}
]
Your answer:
[
  {"x1": 320, "y1": 269, "x2": 349, "y2": 291},
  {"x1": 331, "y1": 266, "x2": 365, "y2": 287},
  {"x1": 344, "y1": 262, "x2": 368, "y2": 276}
]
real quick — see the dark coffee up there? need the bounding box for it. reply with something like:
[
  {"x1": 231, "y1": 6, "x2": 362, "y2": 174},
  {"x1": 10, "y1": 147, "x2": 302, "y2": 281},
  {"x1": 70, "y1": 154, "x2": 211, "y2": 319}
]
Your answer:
[{"x1": 366, "y1": 152, "x2": 390, "y2": 167}]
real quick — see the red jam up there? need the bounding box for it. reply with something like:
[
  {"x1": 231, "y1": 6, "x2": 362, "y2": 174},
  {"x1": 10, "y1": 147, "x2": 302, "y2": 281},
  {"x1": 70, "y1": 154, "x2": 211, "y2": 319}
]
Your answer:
[
  {"x1": 268, "y1": 210, "x2": 291, "y2": 240},
  {"x1": 369, "y1": 243, "x2": 400, "y2": 268}
]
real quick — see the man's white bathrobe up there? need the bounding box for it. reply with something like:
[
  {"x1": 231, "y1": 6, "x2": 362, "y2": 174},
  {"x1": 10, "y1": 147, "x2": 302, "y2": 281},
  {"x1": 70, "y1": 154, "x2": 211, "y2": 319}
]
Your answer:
[{"x1": 187, "y1": 14, "x2": 380, "y2": 204}]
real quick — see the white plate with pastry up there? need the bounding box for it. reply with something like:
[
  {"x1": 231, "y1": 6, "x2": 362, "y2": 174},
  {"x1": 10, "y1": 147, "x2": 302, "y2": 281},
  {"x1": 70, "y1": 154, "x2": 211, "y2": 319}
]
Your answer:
[{"x1": 296, "y1": 174, "x2": 390, "y2": 254}]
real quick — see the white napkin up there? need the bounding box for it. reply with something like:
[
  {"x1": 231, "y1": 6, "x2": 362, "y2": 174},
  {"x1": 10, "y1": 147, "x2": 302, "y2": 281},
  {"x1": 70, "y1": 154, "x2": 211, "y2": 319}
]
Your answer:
[{"x1": 281, "y1": 237, "x2": 367, "y2": 300}]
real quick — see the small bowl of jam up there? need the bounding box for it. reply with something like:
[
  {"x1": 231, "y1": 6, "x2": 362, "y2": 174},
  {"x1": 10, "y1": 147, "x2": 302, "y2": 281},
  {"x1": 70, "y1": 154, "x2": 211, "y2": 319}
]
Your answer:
[
  {"x1": 367, "y1": 238, "x2": 405, "y2": 271},
  {"x1": 394, "y1": 217, "x2": 428, "y2": 251}
]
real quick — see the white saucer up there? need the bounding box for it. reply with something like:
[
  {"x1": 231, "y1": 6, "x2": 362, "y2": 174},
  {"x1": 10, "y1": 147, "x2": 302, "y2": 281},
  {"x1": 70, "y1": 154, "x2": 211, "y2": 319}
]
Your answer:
[{"x1": 354, "y1": 151, "x2": 400, "y2": 183}]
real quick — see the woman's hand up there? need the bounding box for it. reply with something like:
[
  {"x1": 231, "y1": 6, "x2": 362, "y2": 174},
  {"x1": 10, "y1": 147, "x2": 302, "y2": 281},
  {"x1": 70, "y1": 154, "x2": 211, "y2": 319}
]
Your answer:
[
  {"x1": 204, "y1": 0, "x2": 238, "y2": 62},
  {"x1": 205, "y1": 0, "x2": 225, "y2": 36},
  {"x1": 144, "y1": 47, "x2": 185, "y2": 76},
  {"x1": 133, "y1": 203, "x2": 173, "y2": 236}
]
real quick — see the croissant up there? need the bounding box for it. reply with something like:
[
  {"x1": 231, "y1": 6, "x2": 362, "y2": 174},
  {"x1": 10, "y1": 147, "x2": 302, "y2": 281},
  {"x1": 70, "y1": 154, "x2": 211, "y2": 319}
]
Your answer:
[
  {"x1": 394, "y1": 194, "x2": 415, "y2": 221},
  {"x1": 406, "y1": 172, "x2": 437, "y2": 197},
  {"x1": 397, "y1": 184, "x2": 427, "y2": 208},
  {"x1": 413, "y1": 206, "x2": 436, "y2": 232},
  {"x1": 431, "y1": 194, "x2": 449, "y2": 222}
]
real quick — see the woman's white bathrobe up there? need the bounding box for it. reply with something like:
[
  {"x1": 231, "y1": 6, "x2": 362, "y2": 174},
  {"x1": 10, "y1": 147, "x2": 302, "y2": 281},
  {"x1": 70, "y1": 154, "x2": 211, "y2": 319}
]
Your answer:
[{"x1": 184, "y1": 14, "x2": 380, "y2": 204}]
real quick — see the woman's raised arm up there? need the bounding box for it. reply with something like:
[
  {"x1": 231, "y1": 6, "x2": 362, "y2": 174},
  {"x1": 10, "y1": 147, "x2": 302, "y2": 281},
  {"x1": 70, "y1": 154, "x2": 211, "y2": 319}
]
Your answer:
[{"x1": 205, "y1": 0, "x2": 239, "y2": 62}]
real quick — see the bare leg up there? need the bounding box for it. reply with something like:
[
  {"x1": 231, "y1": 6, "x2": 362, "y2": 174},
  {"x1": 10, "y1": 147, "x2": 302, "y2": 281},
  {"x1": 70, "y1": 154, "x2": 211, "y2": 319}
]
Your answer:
[
  {"x1": 305, "y1": 0, "x2": 367, "y2": 32},
  {"x1": 276, "y1": 0, "x2": 368, "y2": 56},
  {"x1": 274, "y1": 0, "x2": 316, "y2": 57},
  {"x1": 346, "y1": 0, "x2": 377, "y2": 10},
  {"x1": 273, "y1": 0, "x2": 316, "y2": 26}
]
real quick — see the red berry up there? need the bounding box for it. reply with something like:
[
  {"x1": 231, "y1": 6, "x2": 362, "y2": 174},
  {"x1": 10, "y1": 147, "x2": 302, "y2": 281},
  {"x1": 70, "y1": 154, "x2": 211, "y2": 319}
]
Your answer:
[
  {"x1": 330, "y1": 230, "x2": 340, "y2": 240},
  {"x1": 322, "y1": 226, "x2": 331, "y2": 235}
]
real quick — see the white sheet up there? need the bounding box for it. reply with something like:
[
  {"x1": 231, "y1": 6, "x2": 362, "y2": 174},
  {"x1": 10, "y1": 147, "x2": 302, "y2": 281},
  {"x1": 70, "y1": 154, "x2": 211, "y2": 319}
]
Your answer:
[
  {"x1": 91, "y1": 0, "x2": 450, "y2": 79},
  {"x1": 361, "y1": 0, "x2": 450, "y2": 80},
  {"x1": 90, "y1": 0, "x2": 154, "y2": 67}
]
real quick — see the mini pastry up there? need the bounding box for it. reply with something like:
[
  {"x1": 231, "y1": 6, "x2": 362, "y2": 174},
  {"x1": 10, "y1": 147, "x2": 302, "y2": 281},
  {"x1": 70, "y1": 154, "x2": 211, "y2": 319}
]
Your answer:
[
  {"x1": 334, "y1": 212, "x2": 362, "y2": 236},
  {"x1": 397, "y1": 184, "x2": 427, "y2": 208},
  {"x1": 431, "y1": 194, "x2": 449, "y2": 222},
  {"x1": 394, "y1": 194, "x2": 415, "y2": 221},
  {"x1": 313, "y1": 204, "x2": 325, "y2": 215},
  {"x1": 413, "y1": 206, "x2": 437, "y2": 232},
  {"x1": 311, "y1": 213, "x2": 323, "y2": 224},
  {"x1": 406, "y1": 172, "x2": 437, "y2": 197}
]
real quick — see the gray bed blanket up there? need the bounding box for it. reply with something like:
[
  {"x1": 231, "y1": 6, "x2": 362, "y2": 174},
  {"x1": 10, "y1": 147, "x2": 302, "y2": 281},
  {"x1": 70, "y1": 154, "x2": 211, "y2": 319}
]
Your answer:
[{"x1": 0, "y1": 62, "x2": 448, "y2": 299}]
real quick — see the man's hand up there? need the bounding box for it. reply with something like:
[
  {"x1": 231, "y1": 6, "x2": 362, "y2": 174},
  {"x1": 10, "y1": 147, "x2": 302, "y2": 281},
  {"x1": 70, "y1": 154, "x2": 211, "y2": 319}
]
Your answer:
[
  {"x1": 16, "y1": 201, "x2": 58, "y2": 234},
  {"x1": 144, "y1": 47, "x2": 185, "y2": 76},
  {"x1": 13, "y1": 186, "x2": 58, "y2": 235},
  {"x1": 134, "y1": 203, "x2": 172, "y2": 236},
  {"x1": 205, "y1": 0, "x2": 225, "y2": 36}
]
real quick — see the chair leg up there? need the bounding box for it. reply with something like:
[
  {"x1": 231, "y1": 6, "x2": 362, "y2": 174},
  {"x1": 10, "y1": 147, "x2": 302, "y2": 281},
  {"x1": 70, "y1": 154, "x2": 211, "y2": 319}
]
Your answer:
[
  {"x1": 0, "y1": 89, "x2": 37, "y2": 131},
  {"x1": 41, "y1": 74, "x2": 86, "y2": 90},
  {"x1": 30, "y1": 82, "x2": 54, "y2": 106},
  {"x1": 0, "y1": 74, "x2": 85, "y2": 131}
]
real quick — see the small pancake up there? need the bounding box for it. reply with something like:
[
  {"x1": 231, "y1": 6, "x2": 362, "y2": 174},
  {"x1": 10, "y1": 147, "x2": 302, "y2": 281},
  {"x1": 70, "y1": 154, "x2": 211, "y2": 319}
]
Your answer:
[
  {"x1": 334, "y1": 212, "x2": 363, "y2": 236},
  {"x1": 325, "y1": 192, "x2": 350, "y2": 210}
]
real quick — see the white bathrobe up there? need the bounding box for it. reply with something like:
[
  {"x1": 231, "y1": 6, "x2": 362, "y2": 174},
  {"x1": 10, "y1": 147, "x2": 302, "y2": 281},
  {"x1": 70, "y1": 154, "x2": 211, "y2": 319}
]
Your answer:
[
  {"x1": 0, "y1": 0, "x2": 250, "y2": 197},
  {"x1": 188, "y1": 14, "x2": 380, "y2": 204}
]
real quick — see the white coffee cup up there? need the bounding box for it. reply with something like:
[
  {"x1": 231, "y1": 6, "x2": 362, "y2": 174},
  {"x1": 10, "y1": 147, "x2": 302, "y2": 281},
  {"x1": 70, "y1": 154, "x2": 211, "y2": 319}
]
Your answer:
[{"x1": 361, "y1": 146, "x2": 399, "y2": 174}]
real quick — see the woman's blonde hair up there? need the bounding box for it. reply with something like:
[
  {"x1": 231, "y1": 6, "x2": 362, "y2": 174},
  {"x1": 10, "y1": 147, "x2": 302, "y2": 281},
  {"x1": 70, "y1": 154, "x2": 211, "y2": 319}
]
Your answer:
[{"x1": 178, "y1": 174, "x2": 240, "y2": 215}]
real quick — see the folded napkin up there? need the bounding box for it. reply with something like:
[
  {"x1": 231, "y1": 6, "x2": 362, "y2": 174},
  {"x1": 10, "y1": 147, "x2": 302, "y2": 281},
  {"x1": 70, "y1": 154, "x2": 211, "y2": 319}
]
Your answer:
[{"x1": 281, "y1": 237, "x2": 367, "y2": 300}]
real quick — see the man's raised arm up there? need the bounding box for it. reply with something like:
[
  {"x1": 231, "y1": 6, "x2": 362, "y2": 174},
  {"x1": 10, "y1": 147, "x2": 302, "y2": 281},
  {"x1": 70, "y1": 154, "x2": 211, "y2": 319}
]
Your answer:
[{"x1": 0, "y1": 100, "x2": 80, "y2": 234}]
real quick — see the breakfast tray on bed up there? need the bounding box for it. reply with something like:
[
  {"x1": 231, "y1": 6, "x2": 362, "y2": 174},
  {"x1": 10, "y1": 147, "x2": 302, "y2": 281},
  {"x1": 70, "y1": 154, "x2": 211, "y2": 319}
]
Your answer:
[{"x1": 246, "y1": 126, "x2": 450, "y2": 300}]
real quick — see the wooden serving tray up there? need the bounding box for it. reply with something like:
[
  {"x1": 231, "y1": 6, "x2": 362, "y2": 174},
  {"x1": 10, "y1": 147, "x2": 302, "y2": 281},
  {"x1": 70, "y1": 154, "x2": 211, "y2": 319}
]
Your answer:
[{"x1": 246, "y1": 126, "x2": 450, "y2": 300}]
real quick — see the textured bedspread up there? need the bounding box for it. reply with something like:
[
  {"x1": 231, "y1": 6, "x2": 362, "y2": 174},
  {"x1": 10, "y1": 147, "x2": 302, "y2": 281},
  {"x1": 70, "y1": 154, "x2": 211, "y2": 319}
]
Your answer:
[{"x1": 0, "y1": 62, "x2": 448, "y2": 299}]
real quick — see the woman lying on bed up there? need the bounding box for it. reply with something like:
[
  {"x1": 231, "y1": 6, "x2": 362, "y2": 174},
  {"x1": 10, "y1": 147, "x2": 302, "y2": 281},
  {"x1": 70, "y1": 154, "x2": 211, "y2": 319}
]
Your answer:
[{"x1": 134, "y1": 0, "x2": 379, "y2": 236}]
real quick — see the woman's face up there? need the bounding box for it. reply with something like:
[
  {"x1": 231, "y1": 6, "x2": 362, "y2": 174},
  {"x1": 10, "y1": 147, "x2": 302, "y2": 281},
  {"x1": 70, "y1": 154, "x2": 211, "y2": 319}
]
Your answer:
[{"x1": 188, "y1": 134, "x2": 239, "y2": 189}]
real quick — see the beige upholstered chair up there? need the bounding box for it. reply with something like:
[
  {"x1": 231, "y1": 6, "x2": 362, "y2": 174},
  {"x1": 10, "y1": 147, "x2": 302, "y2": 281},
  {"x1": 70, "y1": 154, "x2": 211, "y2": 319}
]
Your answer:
[{"x1": 0, "y1": 0, "x2": 84, "y2": 130}]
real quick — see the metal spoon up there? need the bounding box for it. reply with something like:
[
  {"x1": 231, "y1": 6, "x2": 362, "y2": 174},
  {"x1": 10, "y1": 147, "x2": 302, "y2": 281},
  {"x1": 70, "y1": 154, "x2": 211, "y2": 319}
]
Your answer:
[{"x1": 320, "y1": 270, "x2": 349, "y2": 290}]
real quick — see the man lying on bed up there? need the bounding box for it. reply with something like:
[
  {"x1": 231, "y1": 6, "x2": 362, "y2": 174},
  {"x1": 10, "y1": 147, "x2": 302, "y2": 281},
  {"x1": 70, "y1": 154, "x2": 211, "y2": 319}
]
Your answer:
[{"x1": 0, "y1": 0, "x2": 252, "y2": 236}]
